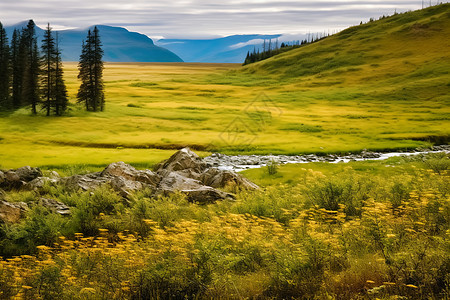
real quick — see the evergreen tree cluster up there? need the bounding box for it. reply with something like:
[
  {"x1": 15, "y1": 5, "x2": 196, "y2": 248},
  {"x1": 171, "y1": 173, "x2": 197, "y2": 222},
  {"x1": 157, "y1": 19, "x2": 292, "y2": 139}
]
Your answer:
[
  {"x1": 0, "y1": 20, "x2": 105, "y2": 115},
  {"x1": 243, "y1": 34, "x2": 331, "y2": 65}
]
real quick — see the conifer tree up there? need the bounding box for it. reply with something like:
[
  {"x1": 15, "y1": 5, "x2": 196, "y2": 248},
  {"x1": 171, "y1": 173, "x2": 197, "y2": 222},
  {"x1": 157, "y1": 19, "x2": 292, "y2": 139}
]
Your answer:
[
  {"x1": 41, "y1": 23, "x2": 56, "y2": 116},
  {"x1": 243, "y1": 51, "x2": 250, "y2": 65},
  {"x1": 77, "y1": 38, "x2": 90, "y2": 111},
  {"x1": 54, "y1": 33, "x2": 68, "y2": 115},
  {"x1": 92, "y1": 27, "x2": 105, "y2": 111},
  {"x1": 21, "y1": 20, "x2": 40, "y2": 114},
  {"x1": 77, "y1": 26, "x2": 104, "y2": 111},
  {"x1": 0, "y1": 22, "x2": 10, "y2": 109},
  {"x1": 41, "y1": 25, "x2": 68, "y2": 116},
  {"x1": 11, "y1": 29, "x2": 23, "y2": 108}
]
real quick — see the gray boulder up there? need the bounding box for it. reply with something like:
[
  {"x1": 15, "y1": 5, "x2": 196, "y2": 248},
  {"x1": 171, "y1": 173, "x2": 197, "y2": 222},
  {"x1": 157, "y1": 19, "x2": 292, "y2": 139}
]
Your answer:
[
  {"x1": 101, "y1": 161, "x2": 161, "y2": 186},
  {"x1": 109, "y1": 176, "x2": 146, "y2": 198},
  {"x1": 36, "y1": 197, "x2": 71, "y2": 216},
  {"x1": 160, "y1": 148, "x2": 259, "y2": 191},
  {"x1": 152, "y1": 148, "x2": 257, "y2": 202},
  {"x1": 0, "y1": 197, "x2": 70, "y2": 223},
  {"x1": 15, "y1": 166, "x2": 42, "y2": 182},
  {"x1": 3, "y1": 171, "x2": 23, "y2": 189},
  {"x1": 0, "y1": 166, "x2": 43, "y2": 190},
  {"x1": 158, "y1": 169, "x2": 204, "y2": 191},
  {"x1": 62, "y1": 173, "x2": 108, "y2": 191},
  {"x1": 200, "y1": 168, "x2": 259, "y2": 190},
  {"x1": 23, "y1": 176, "x2": 60, "y2": 191},
  {"x1": 157, "y1": 147, "x2": 207, "y2": 174},
  {"x1": 63, "y1": 162, "x2": 158, "y2": 197},
  {"x1": 157, "y1": 170, "x2": 234, "y2": 203},
  {"x1": 48, "y1": 171, "x2": 60, "y2": 180}
]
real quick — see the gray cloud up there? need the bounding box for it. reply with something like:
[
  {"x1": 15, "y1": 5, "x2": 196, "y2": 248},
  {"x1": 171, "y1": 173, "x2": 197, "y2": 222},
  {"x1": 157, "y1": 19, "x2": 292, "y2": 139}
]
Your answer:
[{"x1": 0, "y1": 0, "x2": 446, "y2": 38}]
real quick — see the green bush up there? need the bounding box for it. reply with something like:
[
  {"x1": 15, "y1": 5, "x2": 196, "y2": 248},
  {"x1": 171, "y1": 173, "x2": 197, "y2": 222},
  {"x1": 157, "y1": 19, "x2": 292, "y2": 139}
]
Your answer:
[
  {"x1": 266, "y1": 160, "x2": 279, "y2": 175},
  {"x1": 303, "y1": 174, "x2": 371, "y2": 216},
  {"x1": 0, "y1": 206, "x2": 68, "y2": 256},
  {"x1": 423, "y1": 152, "x2": 449, "y2": 174},
  {"x1": 71, "y1": 185, "x2": 123, "y2": 236}
]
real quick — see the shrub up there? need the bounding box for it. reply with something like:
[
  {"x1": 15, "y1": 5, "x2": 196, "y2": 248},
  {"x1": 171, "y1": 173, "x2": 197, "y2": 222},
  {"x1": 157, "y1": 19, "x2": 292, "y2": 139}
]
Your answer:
[
  {"x1": 71, "y1": 185, "x2": 123, "y2": 236},
  {"x1": 266, "y1": 160, "x2": 279, "y2": 175},
  {"x1": 303, "y1": 173, "x2": 371, "y2": 216},
  {"x1": 422, "y1": 152, "x2": 449, "y2": 174},
  {"x1": 0, "y1": 206, "x2": 68, "y2": 256}
]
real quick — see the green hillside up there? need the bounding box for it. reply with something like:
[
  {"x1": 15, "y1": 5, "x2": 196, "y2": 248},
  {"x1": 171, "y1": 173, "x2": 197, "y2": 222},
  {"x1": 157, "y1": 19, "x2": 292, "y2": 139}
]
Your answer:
[
  {"x1": 245, "y1": 3, "x2": 450, "y2": 98},
  {"x1": 237, "y1": 3, "x2": 450, "y2": 143},
  {"x1": 243, "y1": 4, "x2": 450, "y2": 107}
]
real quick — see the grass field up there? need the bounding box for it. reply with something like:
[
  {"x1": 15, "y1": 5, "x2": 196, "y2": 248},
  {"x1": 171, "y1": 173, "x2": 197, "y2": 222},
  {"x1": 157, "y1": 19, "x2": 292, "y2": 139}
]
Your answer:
[
  {"x1": 0, "y1": 5, "x2": 449, "y2": 299},
  {"x1": 0, "y1": 4, "x2": 449, "y2": 169}
]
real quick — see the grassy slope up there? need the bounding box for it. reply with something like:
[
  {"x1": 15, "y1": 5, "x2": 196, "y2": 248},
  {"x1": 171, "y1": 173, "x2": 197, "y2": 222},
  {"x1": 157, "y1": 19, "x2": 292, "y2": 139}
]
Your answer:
[
  {"x1": 240, "y1": 3, "x2": 450, "y2": 141},
  {"x1": 0, "y1": 5, "x2": 449, "y2": 169},
  {"x1": 246, "y1": 4, "x2": 450, "y2": 90}
]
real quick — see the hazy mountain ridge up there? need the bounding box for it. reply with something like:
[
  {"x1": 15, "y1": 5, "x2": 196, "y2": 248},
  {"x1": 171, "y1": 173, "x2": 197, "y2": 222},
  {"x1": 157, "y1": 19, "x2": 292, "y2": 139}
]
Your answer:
[
  {"x1": 5, "y1": 23, "x2": 183, "y2": 62},
  {"x1": 157, "y1": 34, "x2": 284, "y2": 63},
  {"x1": 4, "y1": 22, "x2": 307, "y2": 63}
]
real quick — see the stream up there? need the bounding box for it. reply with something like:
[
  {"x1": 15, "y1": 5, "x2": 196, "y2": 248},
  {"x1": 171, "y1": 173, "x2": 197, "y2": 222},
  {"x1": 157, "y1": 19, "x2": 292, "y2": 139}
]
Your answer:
[{"x1": 203, "y1": 145, "x2": 450, "y2": 172}]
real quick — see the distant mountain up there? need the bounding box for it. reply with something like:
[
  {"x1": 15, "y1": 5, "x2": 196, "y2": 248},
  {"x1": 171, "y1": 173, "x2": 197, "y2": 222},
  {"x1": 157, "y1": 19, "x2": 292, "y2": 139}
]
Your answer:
[
  {"x1": 5, "y1": 22, "x2": 183, "y2": 62},
  {"x1": 156, "y1": 34, "x2": 283, "y2": 63}
]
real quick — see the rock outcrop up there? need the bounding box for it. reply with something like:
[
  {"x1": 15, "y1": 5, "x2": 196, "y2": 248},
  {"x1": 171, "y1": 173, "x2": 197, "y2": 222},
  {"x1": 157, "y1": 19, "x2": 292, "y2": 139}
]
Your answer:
[
  {"x1": 1, "y1": 148, "x2": 258, "y2": 205},
  {"x1": 0, "y1": 166, "x2": 43, "y2": 190},
  {"x1": 61, "y1": 148, "x2": 258, "y2": 203},
  {"x1": 0, "y1": 148, "x2": 259, "y2": 222}
]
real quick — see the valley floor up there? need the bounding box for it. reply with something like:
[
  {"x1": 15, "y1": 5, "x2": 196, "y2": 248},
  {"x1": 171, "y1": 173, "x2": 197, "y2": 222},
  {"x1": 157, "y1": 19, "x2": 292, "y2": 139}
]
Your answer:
[{"x1": 0, "y1": 62, "x2": 448, "y2": 169}]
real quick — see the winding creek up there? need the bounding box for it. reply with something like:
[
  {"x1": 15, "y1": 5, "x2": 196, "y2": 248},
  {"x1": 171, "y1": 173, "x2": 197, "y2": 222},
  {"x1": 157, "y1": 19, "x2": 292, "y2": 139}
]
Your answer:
[{"x1": 203, "y1": 145, "x2": 450, "y2": 172}]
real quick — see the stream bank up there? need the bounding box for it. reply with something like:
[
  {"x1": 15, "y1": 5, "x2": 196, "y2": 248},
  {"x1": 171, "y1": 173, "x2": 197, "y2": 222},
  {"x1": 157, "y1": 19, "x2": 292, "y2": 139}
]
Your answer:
[{"x1": 203, "y1": 145, "x2": 450, "y2": 172}]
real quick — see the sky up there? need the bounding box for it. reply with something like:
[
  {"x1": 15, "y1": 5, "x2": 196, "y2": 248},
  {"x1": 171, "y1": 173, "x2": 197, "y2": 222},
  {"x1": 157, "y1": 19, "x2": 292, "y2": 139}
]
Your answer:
[{"x1": 0, "y1": 0, "x2": 446, "y2": 39}]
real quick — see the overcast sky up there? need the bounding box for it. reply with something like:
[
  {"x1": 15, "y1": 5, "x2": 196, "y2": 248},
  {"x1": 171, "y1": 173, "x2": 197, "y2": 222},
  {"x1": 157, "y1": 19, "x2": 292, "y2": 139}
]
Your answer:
[{"x1": 0, "y1": 0, "x2": 446, "y2": 39}]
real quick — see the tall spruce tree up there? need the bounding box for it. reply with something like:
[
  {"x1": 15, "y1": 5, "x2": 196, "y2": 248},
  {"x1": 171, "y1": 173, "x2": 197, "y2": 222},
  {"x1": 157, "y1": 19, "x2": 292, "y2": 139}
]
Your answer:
[
  {"x1": 77, "y1": 27, "x2": 104, "y2": 111},
  {"x1": 0, "y1": 22, "x2": 10, "y2": 109},
  {"x1": 41, "y1": 23, "x2": 56, "y2": 116},
  {"x1": 21, "y1": 20, "x2": 40, "y2": 114},
  {"x1": 54, "y1": 33, "x2": 68, "y2": 115},
  {"x1": 11, "y1": 29, "x2": 23, "y2": 108},
  {"x1": 41, "y1": 25, "x2": 68, "y2": 116},
  {"x1": 92, "y1": 27, "x2": 105, "y2": 111},
  {"x1": 77, "y1": 38, "x2": 90, "y2": 111}
]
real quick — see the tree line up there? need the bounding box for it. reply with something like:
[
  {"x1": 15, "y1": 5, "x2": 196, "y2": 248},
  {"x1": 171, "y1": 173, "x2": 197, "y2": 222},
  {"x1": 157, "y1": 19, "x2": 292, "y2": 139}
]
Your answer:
[
  {"x1": 0, "y1": 20, "x2": 104, "y2": 115},
  {"x1": 243, "y1": 34, "x2": 331, "y2": 65}
]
